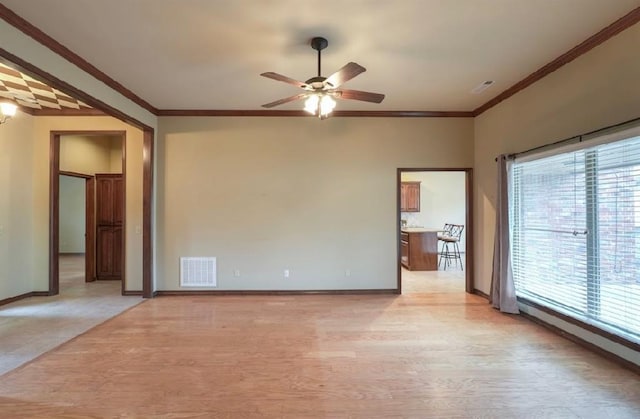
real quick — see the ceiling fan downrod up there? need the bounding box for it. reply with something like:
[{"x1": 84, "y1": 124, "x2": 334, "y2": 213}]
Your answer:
[{"x1": 310, "y1": 37, "x2": 328, "y2": 77}]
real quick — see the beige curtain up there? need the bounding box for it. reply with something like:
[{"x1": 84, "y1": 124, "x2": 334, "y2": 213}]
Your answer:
[{"x1": 490, "y1": 155, "x2": 519, "y2": 314}]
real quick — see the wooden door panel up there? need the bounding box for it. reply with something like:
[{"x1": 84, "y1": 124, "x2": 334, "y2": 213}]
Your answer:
[
  {"x1": 112, "y1": 226, "x2": 123, "y2": 278},
  {"x1": 96, "y1": 177, "x2": 114, "y2": 225},
  {"x1": 96, "y1": 226, "x2": 113, "y2": 279},
  {"x1": 113, "y1": 177, "x2": 124, "y2": 225},
  {"x1": 95, "y1": 174, "x2": 124, "y2": 280}
]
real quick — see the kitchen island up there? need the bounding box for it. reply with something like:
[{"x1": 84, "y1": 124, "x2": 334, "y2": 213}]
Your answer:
[{"x1": 400, "y1": 228, "x2": 441, "y2": 271}]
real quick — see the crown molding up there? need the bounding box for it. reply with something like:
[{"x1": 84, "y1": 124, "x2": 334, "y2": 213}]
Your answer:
[
  {"x1": 157, "y1": 109, "x2": 474, "y2": 118},
  {"x1": 0, "y1": 4, "x2": 158, "y2": 115},
  {"x1": 473, "y1": 6, "x2": 640, "y2": 116},
  {"x1": 30, "y1": 108, "x2": 106, "y2": 116},
  {"x1": 2, "y1": 4, "x2": 638, "y2": 119}
]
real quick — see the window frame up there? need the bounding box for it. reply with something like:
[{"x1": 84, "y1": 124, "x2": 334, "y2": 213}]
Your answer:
[{"x1": 510, "y1": 125, "x2": 640, "y2": 352}]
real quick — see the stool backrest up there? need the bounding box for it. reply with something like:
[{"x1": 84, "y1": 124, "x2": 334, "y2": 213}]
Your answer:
[
  {"x1": 448, "y1": 224, "x2": 464, "y2": 239},
  {"x1": 442, "y1": 223, "x2": 455, "y2": 234}
]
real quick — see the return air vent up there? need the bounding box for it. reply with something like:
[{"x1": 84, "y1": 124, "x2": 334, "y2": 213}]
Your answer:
[{"x1": 180, "y1": 257, "x2": 217, "y2": 287}]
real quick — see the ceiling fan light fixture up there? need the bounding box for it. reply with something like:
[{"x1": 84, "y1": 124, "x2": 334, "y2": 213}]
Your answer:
[
  {"x1": 304, "y1": 94, "x2": 319, "y2": 114},
  {"x1": 319, "y1": 94, "x2": 336, "y2": 116},
  {"x1": 0, "y1": 102, "x2": 17, "y2": 124},
  {"x1": 260, "y1": 36, "x2": 384, "y2": 117},
  {"x1": 304, "y1": 93, "x2": 336, "y2": 118}
]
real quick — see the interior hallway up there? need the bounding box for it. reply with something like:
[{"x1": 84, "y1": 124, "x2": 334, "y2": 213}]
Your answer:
[{"x1": 0, "y1": 255, "x2": 142, "y2": 376}]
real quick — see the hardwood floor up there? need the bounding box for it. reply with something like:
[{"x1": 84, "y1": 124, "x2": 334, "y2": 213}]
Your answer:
[{"x1": 0, "y1": 269, "x2": 638, "y2": 417}]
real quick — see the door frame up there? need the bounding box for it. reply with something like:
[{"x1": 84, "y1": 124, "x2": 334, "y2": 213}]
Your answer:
[
  {"x1": 50, "y1": 131, "x2": 127, "y2": 295},
  {"x1": 59, "y1": 171, "x2": 95, "y2": 282},
  {"x1": 397, "y1": 168, "x2": 474, "y2": 294},
  {"x1": 1, "y1": 43, "x2": 155, "y2": 298}
]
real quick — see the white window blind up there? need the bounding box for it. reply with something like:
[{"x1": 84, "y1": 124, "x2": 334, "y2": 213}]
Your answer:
[{"x1": 511, "y1": 132, "x2": 640, "y2": 343}]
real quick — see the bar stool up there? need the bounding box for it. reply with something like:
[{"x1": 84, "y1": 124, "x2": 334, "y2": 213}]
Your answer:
[{"x1": 438, "y1": 224, "x2": 464, "y2": 270}]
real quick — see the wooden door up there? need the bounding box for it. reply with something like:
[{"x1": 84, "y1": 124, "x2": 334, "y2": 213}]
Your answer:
[
  {"x1": 96, "y1": 225, "x2": 123, "y2": 279},
  {"x1": 95, "y1": 174, "x2": 123, "y2": 280}
]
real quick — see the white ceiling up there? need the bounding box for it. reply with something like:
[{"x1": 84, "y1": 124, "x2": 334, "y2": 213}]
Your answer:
[{"x1": 2, "y1": 0, "x2": 639, "y2": 112}]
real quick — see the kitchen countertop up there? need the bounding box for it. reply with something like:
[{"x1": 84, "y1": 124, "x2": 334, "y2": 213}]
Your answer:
[{"x1": 401, "y1": 227, "x2": 443, "y2": 233}]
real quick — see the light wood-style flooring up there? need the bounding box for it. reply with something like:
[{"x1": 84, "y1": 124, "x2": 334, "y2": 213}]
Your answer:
[{"x1": 0, "y1": 267, "x2": 638, "y2": 417}]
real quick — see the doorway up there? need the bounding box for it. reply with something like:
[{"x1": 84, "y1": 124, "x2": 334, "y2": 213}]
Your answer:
[
  {"x1": 50, "y1": 131, "x2": 126, "y2": 295},
  {"x1": 397, "y1": 168, "x2": 473, "y2": 294},
  {"x1": 58, "y1": 172, "x2": 95, "y2": 290}
]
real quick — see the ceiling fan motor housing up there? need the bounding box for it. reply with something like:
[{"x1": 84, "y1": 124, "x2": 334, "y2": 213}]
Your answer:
[{"x1": 304, "y1": 76, "x2": 330, "y2": 89}]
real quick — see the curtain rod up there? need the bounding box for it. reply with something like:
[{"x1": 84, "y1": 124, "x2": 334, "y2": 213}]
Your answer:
[{"x1": 494, "y1": 114, "x2": 640, "y2": 161}]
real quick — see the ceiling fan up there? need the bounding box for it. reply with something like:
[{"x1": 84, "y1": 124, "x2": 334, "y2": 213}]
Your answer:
[{"x1": 261, "y1": 37, "x2": 385, "y2": 119}]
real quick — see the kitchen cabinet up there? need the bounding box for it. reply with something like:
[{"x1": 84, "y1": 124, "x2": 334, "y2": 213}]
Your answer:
[
  {"x1": 400, "y1": 233, "x2": 410, "y2": 267},
  {"x1": 400, "y1": 229, "x2": 438, "y2": 271},
  {"x1": 400, "y1": 181, "x2": 420, "y2": 212}
]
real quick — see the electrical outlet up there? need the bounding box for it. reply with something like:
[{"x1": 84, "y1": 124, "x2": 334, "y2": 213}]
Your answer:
[
  {"x1": 234, "y1": 269, "x2": 240, "y2": 277},
  {"x1": 284, "y1": 269, "x2": 290, "y2": 278},
  {"x1": 345, "y1": 269, "x2": 351, "y2": 277}
]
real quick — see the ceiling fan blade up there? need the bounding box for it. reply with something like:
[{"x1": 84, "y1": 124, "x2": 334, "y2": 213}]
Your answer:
[
  {"x1": 325, "y1": 62, "x2": 366, "y2": 88},
  {"x1": 337, "y1": 89, "x2": 385, "y2": 103},
  {"x1": 260, "y1": 72, "x2": 307, "y2": 88},
  {"x1": 261, "y1": 93, "x2": 308, "y2": 108}
]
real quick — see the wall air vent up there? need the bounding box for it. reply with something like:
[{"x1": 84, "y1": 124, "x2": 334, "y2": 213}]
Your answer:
[{"x1": 180, "y1": 257, "x2": 217, "y2": 287}]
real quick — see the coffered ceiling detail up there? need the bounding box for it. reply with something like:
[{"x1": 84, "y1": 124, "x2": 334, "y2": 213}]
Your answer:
[{"x1": 0, "y1": 62, "x2": 92, "y2": 110}]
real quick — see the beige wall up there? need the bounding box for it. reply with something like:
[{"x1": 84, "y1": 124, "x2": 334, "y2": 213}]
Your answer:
[
  {"x1": 0, "y1": 112, "x2": 35, "y2": 300},
  {"x1": 60, "y1": 135, "x2": 122, "y2": 175},
  {"x1": 109, "y1": 137, "x2": 123, "y2": 173},
  {"x1": 474, "y1": 22, "x2": 640, "y2": 295},
  {"x1": 157, "y1": 117, "x2": 473, "y2": 290},
  {"x1": 31, "y1": 117, "x2": 145, "y2": 292}
]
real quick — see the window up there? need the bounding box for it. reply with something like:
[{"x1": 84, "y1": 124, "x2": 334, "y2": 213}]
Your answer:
[{"x1": 511, "y1": 128, "x2": 640, "y2": 344}]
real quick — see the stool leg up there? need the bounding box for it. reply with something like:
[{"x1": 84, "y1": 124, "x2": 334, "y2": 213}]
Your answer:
[
  {"x1": 454, "y1": 241, "x2": 463, "y2": 270},
  {"x1": 443, "y1": 242, "x2": 450, "y2": 270}
]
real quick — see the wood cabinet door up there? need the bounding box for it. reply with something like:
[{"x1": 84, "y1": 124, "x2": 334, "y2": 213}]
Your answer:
[
  {"x1": 401, "y1": 240, "x2": 409, "y2": 268},
  {"x1": 401, "y1": 182, "x2": 420, "y2": 212}
]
